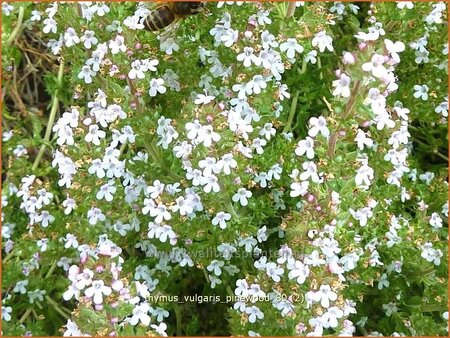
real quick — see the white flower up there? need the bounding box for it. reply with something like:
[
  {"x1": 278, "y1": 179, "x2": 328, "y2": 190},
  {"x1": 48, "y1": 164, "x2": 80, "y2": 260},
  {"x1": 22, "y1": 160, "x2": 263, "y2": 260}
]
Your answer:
[
  {"x1": 261, "y1": 30, "x2": 278, "y2": 49},
  {"x1": 435, "y1": 98, "x2": 448, "y2": 117},
  {"x1": 290, "y1": 181, "x2": 309, "y2": 197},
  {"x1": 77, "y1": 65, "x2": 96, "y2": 84},
  {"x1": 332, "y1": 73, "x2": 351, "y2": 98},
  {"x1": 63, "y1": 28, "x2": 80, "y2": 47},
  {"x1": 87, "y1": 207, "x2": 106, "y2": 225},
  {"x1": 396, "y1": 1, "x2": 414, "y2": 9},
  {"x1": 355, "y1": 129, "x2": 373, "y2": 150},
  {"x1": 129, "y1": 302, "x2": 151, "y2": 326},
  {"x1": 287, "y1": 260, "x2": 309, "y2": 284},
  {"x1": 13, "y1": 280, "x2": 29, "y2": 294},
  {"x1": 202, "y1": 174, "x2": 220, "y2": 193},
  {"x1": 245, "y1": 306, "x2": 264, "y2": 323},
  {"x1": 160, "y1": 37, "x2": 180, "y2": 54},
  {"x1": 355, "y1": 162, "x2": 374, "y2": 187},
  {"x1": 312, "y1": 285, "x2": 337, "y2": 308},
  {"x1": 63, "y1": 319, "x2": 82, "y2": 336},
  {"x1": 151, "y1": 322, "x2": 168, "y2": 336},
  {"x1": 308, "y1": 116, "x2": 330, "y2": 139},
  {"x1": 2, "y1": 2, "x2": 14, "y2": 16},
  {"x1": 150, "y1": 203, "x2": 171, "y2": 224},
  {"x1": 280, "y1": 38, "x2": 304, "y2": 59},
  {"x1": 207, "y1": 260, "x2": 225, "y2": 276},
  {"x1": 232, "y1": 188, "x2": 252, "y2": 206},
  {"x1": 109, "y1": 35, "x2": 126, "y2": 54},
  {"x1": 362, "y1": 54, "x2": 387, "y2": 78},
  {"x1": 84, "y1": 280, "x2": 112, "y2": 304},
  {"x1": 246, "y1": 75, "x2": 267, "y2": 95},
  {"x1": 85, "y1": 124, "x2": 106, "y2": 145},
  {"x1": 196, "y1": 125, "x2": 221, "y2": 147},
  {"x1": 128, "y1": 60, "x2": 147, "y2": 80},
  {"x1": 305, "y1": 50, "x2": 318, "y2": 64},
  {"x1": 96, "y1": 182, "x2": 117, "y2": 202},
  {"x1": 149, "y1": 78, "x2": 166, "y2": 97},
  {"x1": 194, "y1": 91, "x2": 215, "y2": 105},
  {"x1": 43, "y1": 18, "x2": 57, "y2": 34},
  {"x1": 413, "y1": 85, "x2": 429, "y2": 101},
  {"x1": 237, "y1": 47, "x2": 261, "y2": 67},
  {"x1": 212, "y1": 212, "x2": 231, "y2": 229},
  {"x1": 312, "y1": 31, "x2": 334, "y2": 52},
  {"x1": 217, "y1": 153, "x2": 237, "y2": 175},
  {"x1": 2, "y1": 306, "x2": 12, "y2": 321},
  {"x1": 384, "y1": 39, "x2": 405, "y2": 63},
  {"x1": 300, "y1": 161, "x2": 321, "y2": 183},
  {"x1": 429, "y1": 212, "x2": 443, "y2": 230},
  {"x1": 324, "y1": 307, "x2": 345, "y2": 329},
  {"x1": 221, "y1": 28, "x2": 239, "y2": 47}
]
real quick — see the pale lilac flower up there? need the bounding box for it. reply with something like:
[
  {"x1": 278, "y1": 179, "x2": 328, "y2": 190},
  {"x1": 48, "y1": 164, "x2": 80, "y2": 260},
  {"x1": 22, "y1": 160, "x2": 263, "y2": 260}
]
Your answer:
[
  {"x1": 2, "y1": 2, "x2": 14, "y2": 16},
  {"x1": 429, "y1": 212, "x2": 443, "y2": 230}
]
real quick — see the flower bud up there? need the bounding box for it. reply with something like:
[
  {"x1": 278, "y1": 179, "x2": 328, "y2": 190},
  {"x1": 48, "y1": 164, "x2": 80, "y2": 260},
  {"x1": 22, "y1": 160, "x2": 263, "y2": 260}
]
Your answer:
[{"x1": 342, "y1": 52, "x2": 356, "y2": 64}]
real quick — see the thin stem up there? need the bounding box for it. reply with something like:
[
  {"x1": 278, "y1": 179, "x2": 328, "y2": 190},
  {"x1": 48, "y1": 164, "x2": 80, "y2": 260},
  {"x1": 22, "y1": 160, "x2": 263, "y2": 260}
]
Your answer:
[
  {"x1": 6, "y1": 6, "x2": 25, "y2": 47},
  {"x1": 283, "y1": 90, "x2": 300, "y2": 133},
  {"x1": 297, "y1": 59, "x2": 308, "y2": 75},
  {"x1": 45, "y1": 260, "x2": 57, "y2": 278},
  {"x1": 285, "y1": 2, "x2": 296, "y2": 18},
  {"x1": 18, "y1": 308, "x2": 32, "y2": 324},
  {"x1": 343, "y1": 80, "x2": 361, "y2": 120},
  {"x1": 328, "y1": 80, "x2": 362, "y2": 158},
  {"x1": 32, "y1": 59, "x2": 65, "y2": 172},
  {"x1": 173, "y1": 304, "x2": 182, "y2": 337},
  {"x1": 413, "y1": 138, "x2": 449, "y2": 162},
  {"x1": 220, "y1": 183, "x2": 239, "y2": 220},
  {"x1": 119, "y1": 141, "x2": 128, "y2": 159},
  {"x1": 45, "y1": 295, "x2": 70, "y2": 319},
  {"x1": 317, "y1": 56, "x2": 323, "y2": 80}
]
